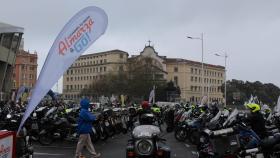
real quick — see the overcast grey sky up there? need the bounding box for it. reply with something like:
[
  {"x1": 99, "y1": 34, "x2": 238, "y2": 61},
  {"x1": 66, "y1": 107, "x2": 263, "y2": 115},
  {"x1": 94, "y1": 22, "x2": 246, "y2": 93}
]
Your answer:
[{"x1": 1, "y1": 0, "x2": 280, "y2": 91}]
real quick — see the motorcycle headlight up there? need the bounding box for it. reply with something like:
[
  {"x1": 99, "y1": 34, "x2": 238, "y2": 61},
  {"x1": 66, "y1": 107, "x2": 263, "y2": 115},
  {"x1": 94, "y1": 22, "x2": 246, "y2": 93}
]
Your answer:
[
  {"x1": 6, "y1": 114, "x2": 11, "y2": 119},
  {"x1": 136, "y1": 139, "x2": 153, "y2": 155},
  {"x1": 33, "y1": 112, "x2": 37, "y2": 117}
]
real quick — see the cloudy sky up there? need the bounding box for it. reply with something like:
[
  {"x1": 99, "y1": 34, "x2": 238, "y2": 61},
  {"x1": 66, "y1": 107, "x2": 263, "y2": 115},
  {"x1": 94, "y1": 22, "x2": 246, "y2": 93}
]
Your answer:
[{"x1": 1, "y1": 0, "x2": 280, "y2": 91}]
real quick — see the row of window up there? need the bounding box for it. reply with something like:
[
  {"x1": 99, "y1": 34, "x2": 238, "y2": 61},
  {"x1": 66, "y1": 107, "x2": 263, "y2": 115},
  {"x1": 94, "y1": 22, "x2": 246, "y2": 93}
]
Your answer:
[
  {"x1": 66, "y1": 84, "x2": 89, "y2": 90},
  {"x1": 19, "y1": 74, "x2": 34, "y2": 80},
  {"x1": 64, "y1": 94, "x2": 80, "y2": 99},
  {"x1": 79, "y1": 54, "x2": 107, "y2": 60},
  {"x1": 67, "y1": 66, "x2": 107, "y2": 75},
  {"x1": 73, "y1": 59, "x2": 107, "y2": 67},
  {"x1": 21, "y1": 58, "x2": 36, "y2": 63},
  {"x1": 190, "y1": 96, "x2": 223, "y2": 103},
  {"x1": 66, "y1": 75, "x2": 104, "y2": 82},
  {"x1": 191, "y1": 76, "x2": 223, "y2": 84},
  {"x1": 190, "y1": 86, "x2": 221, "y2": 93},
  {"x1": 191, "y1": 67, "x2": 223, "y2": 77},
  {"x1": 15, "y1": 83, "x2": 34, "y2": 88},
  {"x1": 21, "y1": 65, "x2": 36, "y2": 71}
]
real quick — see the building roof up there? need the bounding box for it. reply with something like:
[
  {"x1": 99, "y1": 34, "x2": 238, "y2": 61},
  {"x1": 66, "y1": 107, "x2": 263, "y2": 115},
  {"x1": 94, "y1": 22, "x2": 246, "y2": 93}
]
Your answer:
[
  {"x1": 0, "y1": 22, "x2": 24, "y2": 33},
  {"x1": 129, "y1": 46, "x2": 166, "y2": 60},
  {"x1": 17, "y1": 50, "x2": 38, "y2": 57},
  {"x1": 165, "y1": 58, "x2": 225, "y2": 69},
  {"x1": 80, "y1": 49, "x2": 129, "y2": 58}
]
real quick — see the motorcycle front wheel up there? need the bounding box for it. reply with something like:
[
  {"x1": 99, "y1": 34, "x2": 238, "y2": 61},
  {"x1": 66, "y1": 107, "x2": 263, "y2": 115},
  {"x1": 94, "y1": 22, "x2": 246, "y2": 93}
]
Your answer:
[
  {"x1": 189, "y1": 130, "x2": 200, "y2": 145},
  {"x1": 174, "y1": 129, "x2": 188, "y2": 142},
  {"x1": 38, "y1": 133, "x2": 54, "y2": 146}
]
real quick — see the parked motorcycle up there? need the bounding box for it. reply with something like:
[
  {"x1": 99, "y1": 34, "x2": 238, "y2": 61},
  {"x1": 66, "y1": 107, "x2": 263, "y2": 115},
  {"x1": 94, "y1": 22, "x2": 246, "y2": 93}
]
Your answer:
[
  {"x1": 200, "y1": 109, "x2": 280, "y2": 158},
  {"x1": 126, "y1": 125, "x2": 170, "y2": 158}
]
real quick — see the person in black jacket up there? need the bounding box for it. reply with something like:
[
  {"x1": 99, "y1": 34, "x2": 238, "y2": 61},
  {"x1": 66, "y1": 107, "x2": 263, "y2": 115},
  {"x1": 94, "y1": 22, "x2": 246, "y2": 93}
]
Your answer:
[
  {"x1": 138, "y1": 101, "x2": 154, "y2": 125},
  {"x1": 246, "y1": 103, "x2": 267, "y2": 139}
]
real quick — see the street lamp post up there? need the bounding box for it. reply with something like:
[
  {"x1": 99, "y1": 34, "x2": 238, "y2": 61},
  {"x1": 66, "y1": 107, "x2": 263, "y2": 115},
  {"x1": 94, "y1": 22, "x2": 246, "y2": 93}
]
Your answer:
[
  {"x1": 214, "y1": 52, "x2": 228, "y2": 106},
  {"x1": 187, "y1": 33, "x2": 204, "y2": 99},
  {"x1": 207, "y1": 83, "x2": 214, "y2": 106}
]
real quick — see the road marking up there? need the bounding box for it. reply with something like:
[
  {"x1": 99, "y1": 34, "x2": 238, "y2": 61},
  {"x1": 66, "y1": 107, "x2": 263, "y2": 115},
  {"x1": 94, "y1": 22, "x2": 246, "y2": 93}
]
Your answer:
[
  {"x1": 191, "y1": 151, "x2": 199, "y2": 155},
  {"x1": 35, "y1": 145, "x2": 75, "y2": 149},
  {"x1": 34, "y1": 152, "x2": 64, "y2": 156},
  {"x1": 184, "y1": 143, "x2": 190, "y2": 148}
]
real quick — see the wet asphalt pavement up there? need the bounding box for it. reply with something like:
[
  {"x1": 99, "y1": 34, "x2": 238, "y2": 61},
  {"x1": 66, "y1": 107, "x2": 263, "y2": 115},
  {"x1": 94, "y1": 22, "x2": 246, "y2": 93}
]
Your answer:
[{"x1": 33, "y1": 130, "x2": 198, "y2": 158}]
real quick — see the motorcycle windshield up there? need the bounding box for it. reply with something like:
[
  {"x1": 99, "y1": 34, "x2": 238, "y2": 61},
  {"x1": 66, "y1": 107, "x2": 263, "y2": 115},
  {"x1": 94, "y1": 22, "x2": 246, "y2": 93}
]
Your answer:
[
  {"x1": 209, "y1": 111, "x2": 221, "y2": 124},
  {"x1": 132, "y1": 125, "x2": 161, "y2": 138},
  {"x1": 45, "y1": 107, "x2": 57, "y2": 117},
  {"x1": 267, "y1": 113, "x2": 272, "y2": 121},
  {"x1": 223, "y1": 108, "x2": 238, "y2": 127},
  {"x1": 185, "y1": 109, "x2": 192, "y2": 116},
  {"x1": 222, "y1": 109, "x2": 229, "y2": 117},
  {"x1": 274, "y1": 96, "x2": 280, "y2": 113},
  {"x1": 36, "y1": 106, "x2": 47, "y2": 112}
]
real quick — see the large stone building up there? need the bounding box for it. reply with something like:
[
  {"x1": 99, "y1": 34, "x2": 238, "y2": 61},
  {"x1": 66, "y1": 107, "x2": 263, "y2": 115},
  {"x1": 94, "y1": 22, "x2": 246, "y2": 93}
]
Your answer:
[
  {"x1": 63, "y1": 45, "x2": 225, "y2": 103},
  {"x1": 166, "y1": 58, "x2": 224, "y2": 103},
  {"x1": 0, "y1": 22, "x2": 24, "y2": 101},
  {"x1": 13, "y1": 50, "x2": 38, "y2": 89},
  {"x1": 63, "y1": 50, "x2": 128, "y2": 99}
]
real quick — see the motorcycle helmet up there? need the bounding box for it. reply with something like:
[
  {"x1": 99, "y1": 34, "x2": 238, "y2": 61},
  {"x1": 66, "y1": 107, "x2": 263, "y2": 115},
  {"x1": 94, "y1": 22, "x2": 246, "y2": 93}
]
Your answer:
[
  {"x1": 141, "y1": 101, "x2": 150, "y2": 109},
  {"x1": 198, "y1": 104, "x2": 208, "y2": 113},
  {"x1": 246, "y1": 103, "x2": 260, "y2": 113}
]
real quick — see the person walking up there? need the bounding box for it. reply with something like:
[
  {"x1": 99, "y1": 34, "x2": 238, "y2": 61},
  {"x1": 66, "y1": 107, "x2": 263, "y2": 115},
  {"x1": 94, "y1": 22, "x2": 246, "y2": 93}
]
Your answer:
[{"x1": 75, "y1": 98, "x2": 101, "y2": 158}]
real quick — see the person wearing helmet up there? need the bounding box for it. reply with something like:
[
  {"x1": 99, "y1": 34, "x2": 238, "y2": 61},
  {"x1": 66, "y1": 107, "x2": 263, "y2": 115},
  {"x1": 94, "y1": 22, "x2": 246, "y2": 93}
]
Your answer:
[
  {"x1": 140, "y1": 101, "x2": 150, "y2": 111},
  {"x1": 151, "y1": 104, "x2": 161, "y2": 114},
  {"x1": 246, "y1": 103, "x2": 267, "y2": 139},
  {"x1": 209, "y1": 103, "x2": 219, "y2": 117},
  {"x1": 138, "y1": 101, "x2": 154, "y2": 125}
]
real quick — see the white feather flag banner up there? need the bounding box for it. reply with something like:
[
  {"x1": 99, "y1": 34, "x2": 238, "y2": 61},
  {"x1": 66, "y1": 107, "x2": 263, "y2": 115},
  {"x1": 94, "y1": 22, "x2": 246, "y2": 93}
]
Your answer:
[{"x1": 18, "y1": 6, "x2": 108, "y2": 133}]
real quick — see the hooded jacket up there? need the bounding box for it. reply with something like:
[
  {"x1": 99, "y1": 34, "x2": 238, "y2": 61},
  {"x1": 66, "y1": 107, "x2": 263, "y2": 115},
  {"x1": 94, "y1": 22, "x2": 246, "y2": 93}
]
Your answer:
[{"x1": 77, "y1": 99, "x2": 96, "y2": 134}]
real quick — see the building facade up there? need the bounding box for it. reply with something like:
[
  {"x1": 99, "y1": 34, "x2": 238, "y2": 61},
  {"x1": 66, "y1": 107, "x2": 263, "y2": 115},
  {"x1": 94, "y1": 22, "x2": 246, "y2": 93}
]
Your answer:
[
  {"x1": 13, "y1": 50, "x2": 38, "y2": 90},
  {"x1": 63, "y1": 50, "x2": 128, "y2": 99},
  {"x1": 63, "y1": 45, "x2": 225, "y2": 103},
  {"x1": 0, "y1": 22, "x2": 24, "y2": 101},
  {"x1": 166, "y1": 58, "x2": 224, "y2": 103}
]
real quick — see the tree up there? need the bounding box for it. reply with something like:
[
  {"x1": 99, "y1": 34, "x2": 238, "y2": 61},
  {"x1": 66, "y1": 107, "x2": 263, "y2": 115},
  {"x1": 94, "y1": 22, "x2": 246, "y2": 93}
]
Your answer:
[
  {"x1": 80, "y1": 56, "x2": 172, "y2": 102},
  {"x1": 165, "y1": 81, "x2": 181, "y2": 102},
  {"x1": 224, "y1": 79, "x2": 280, "y2": 105}
]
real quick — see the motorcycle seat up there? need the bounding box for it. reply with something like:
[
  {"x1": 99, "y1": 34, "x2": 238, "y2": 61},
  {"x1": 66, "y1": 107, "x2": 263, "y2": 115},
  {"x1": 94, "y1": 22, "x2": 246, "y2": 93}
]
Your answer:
[
  {"x1": 265, "y1": 125, "x2": 277, "y2": 131},
  {"x1": 54, "y1": 119, "x2": 67, "y2": 125},
  {"x1": 261, "y1": 134, "x2": 280, "y2": 149}
]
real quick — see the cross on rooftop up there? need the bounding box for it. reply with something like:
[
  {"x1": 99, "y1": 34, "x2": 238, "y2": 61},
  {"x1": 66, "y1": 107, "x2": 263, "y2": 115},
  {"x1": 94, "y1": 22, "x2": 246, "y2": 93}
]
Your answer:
[{"x1": 148, "y1": 40, "x2": 151, "y2": 46}]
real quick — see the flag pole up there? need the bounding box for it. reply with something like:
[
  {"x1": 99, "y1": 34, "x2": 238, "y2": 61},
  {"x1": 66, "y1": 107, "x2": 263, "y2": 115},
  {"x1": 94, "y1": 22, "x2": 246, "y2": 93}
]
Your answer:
[{"x1": 153, "y1": 85, "x2": 155, "y2": 104}]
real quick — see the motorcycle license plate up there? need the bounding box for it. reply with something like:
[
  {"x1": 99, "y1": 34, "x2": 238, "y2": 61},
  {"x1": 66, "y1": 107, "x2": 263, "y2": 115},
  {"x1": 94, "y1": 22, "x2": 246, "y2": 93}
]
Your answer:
[
  {"x1": 105, "y1": 122, "x2": 110, "y2": 126},
  {"x1": 32, "y1": 123, "x2": 39, "y2": 130}
]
